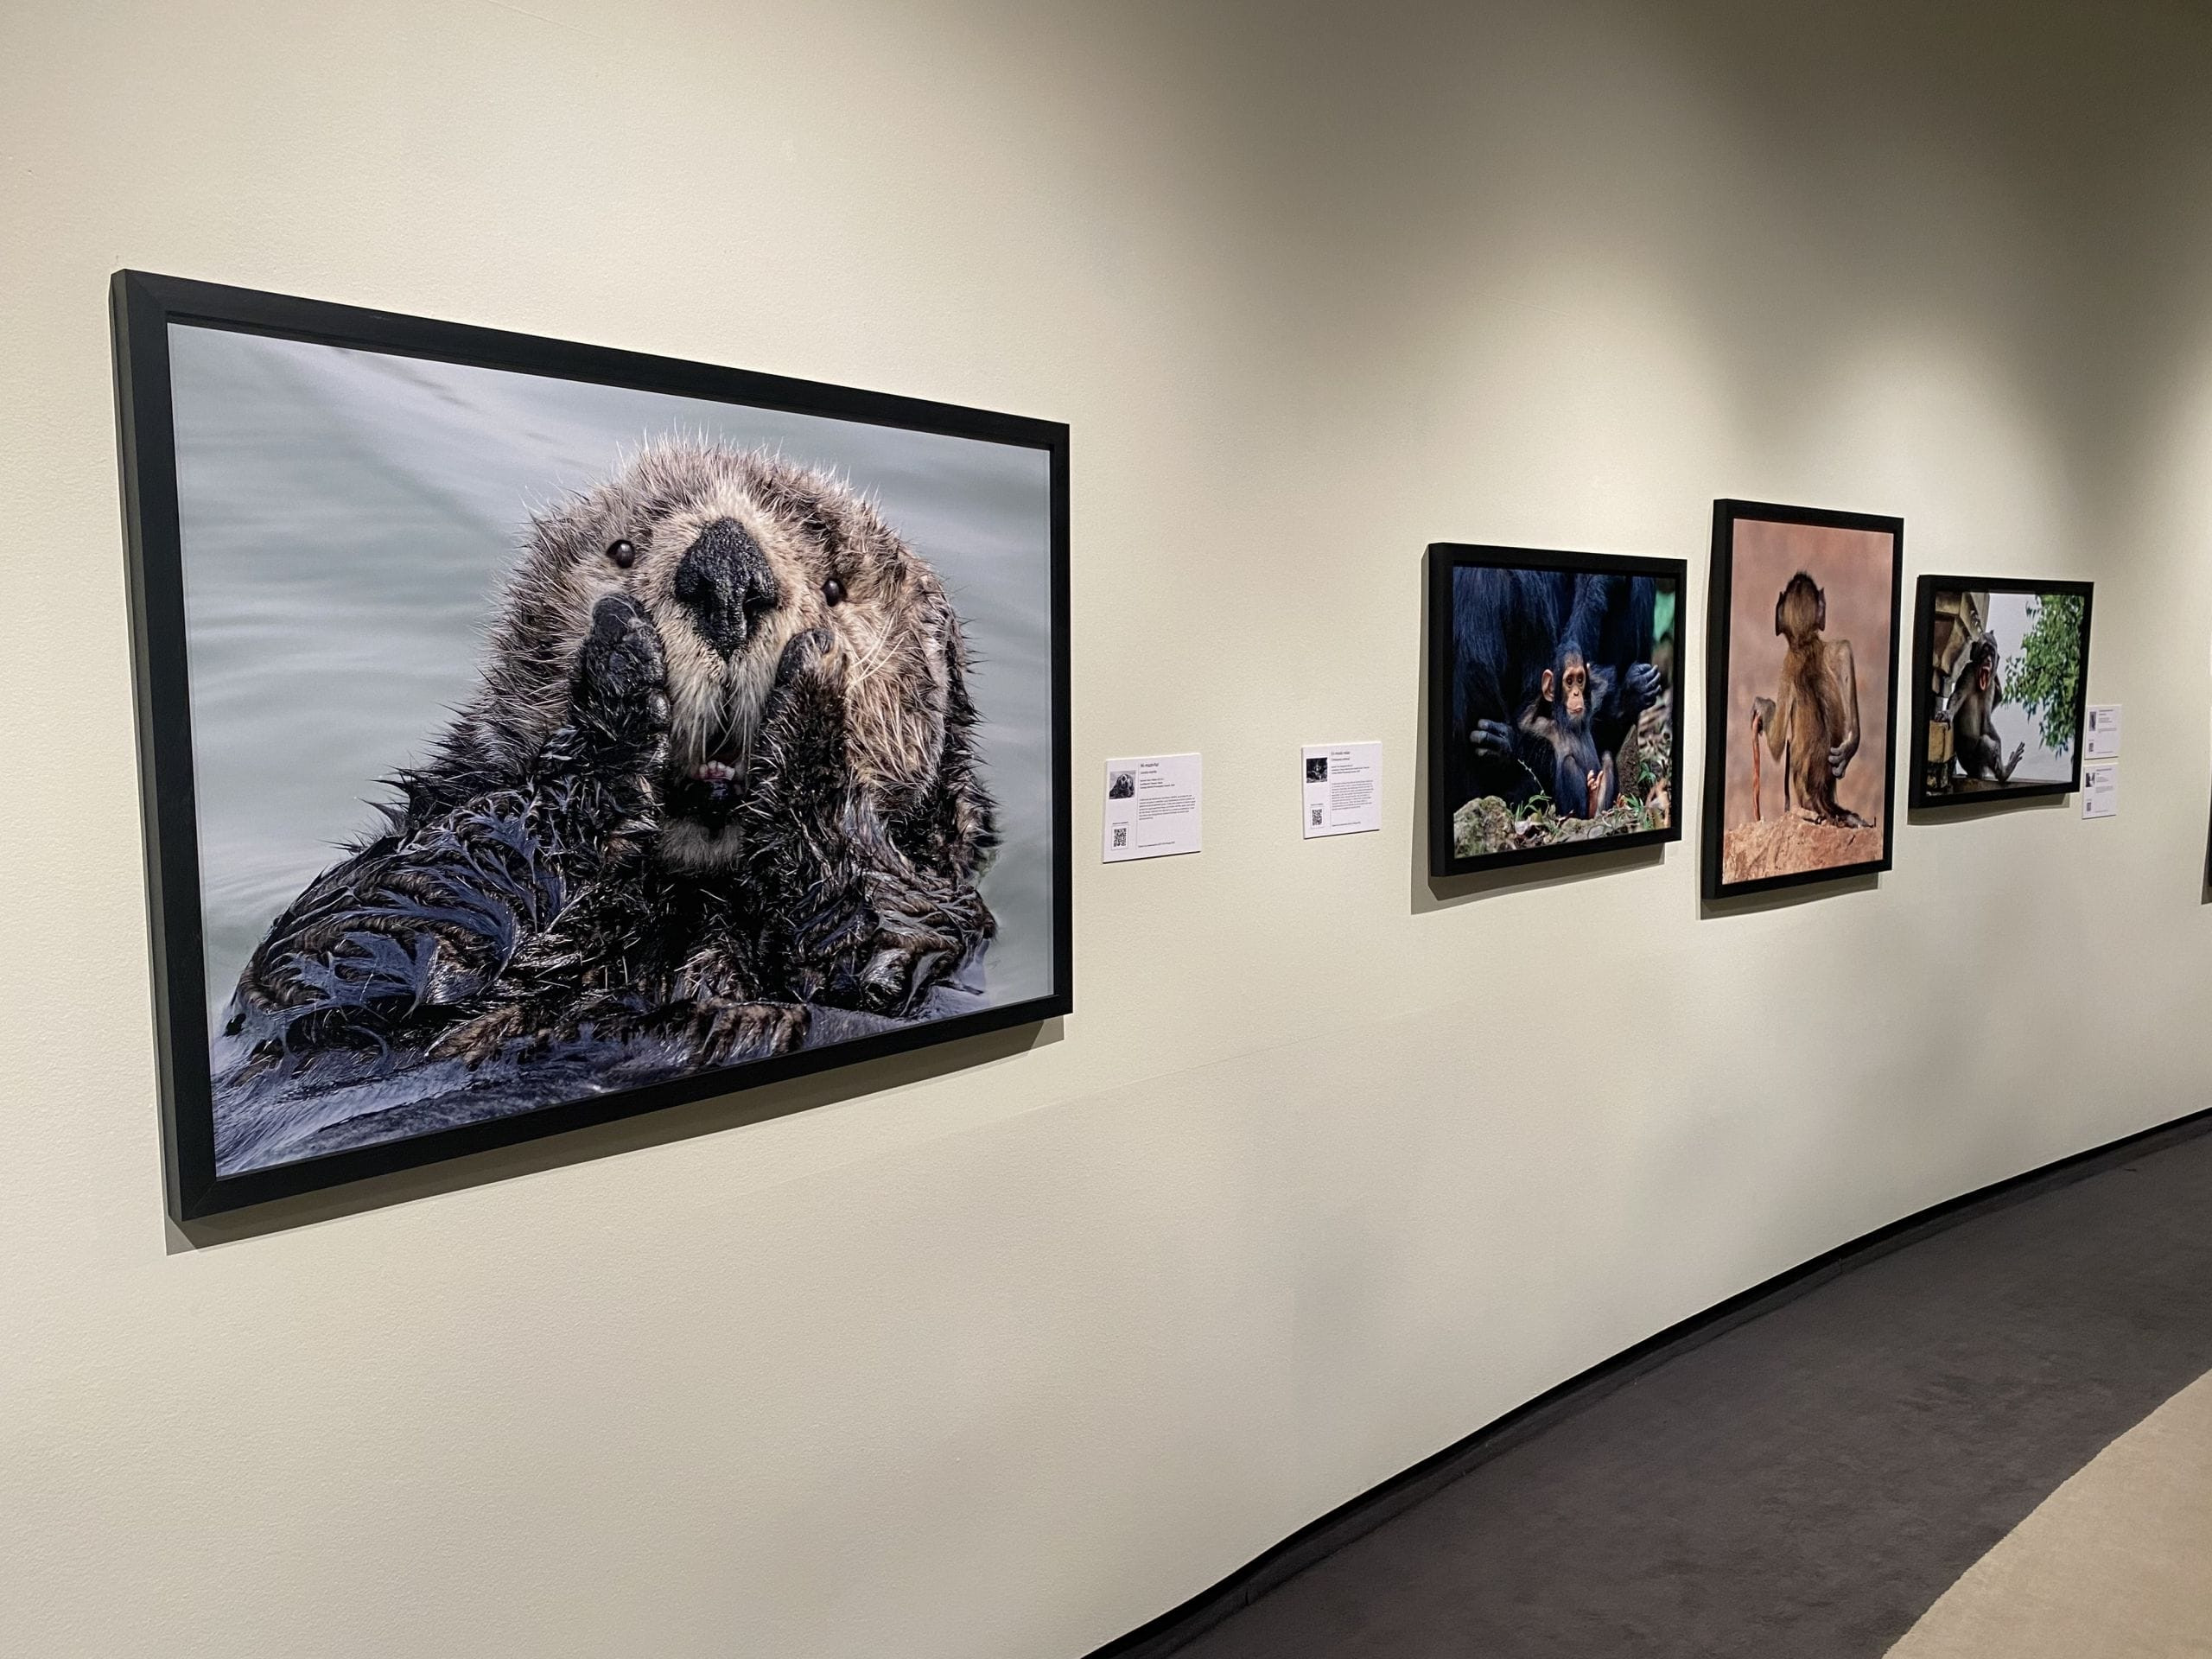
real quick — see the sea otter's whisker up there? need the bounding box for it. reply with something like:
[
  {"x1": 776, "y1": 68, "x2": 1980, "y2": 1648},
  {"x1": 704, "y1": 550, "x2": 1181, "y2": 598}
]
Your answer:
[{"x1": 842, "y1": 615, "x2": 897, "y2": 692}]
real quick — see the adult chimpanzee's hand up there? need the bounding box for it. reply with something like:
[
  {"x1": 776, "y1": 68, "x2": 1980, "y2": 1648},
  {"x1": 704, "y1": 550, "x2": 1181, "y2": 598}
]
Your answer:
[{"x1": 1471, "y1": 717, "x2": 1516, "y2": 757}]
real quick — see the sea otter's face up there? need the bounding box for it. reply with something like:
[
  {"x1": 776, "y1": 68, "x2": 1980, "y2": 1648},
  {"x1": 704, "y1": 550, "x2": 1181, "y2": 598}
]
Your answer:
[{"x1": 509, "y1": 450, "x2": 919, "y2": 870}]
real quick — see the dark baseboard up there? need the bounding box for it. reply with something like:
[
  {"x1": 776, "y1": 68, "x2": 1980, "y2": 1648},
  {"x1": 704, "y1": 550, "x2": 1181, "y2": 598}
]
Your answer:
[{"x1": 1084, "y1": 1103, "x2": 2212, "y2": 1659}]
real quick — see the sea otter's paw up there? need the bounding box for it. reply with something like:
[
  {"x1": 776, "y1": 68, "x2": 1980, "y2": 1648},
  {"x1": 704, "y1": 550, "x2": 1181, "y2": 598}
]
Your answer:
[
  {"x1": 773, "y1": 626, "x2": 839, "y2": 690},
  {"x1": 855, "y1": 926, "x2": 961, "y2": 1016},
  {"x1": 764, "y1": 630, "x2": 844, "y2": 740},
  {"x1": 571, "y1": 594, "x2": 671, "y2": 760},
  {"x1": 764, "y1": 628, "x2": 848, "y2": 741},
  {"x1": 673, "y1": 997, "x2": 810, "y2": 1065},
  {"x1": 748, "y1": 627, "x2": 852, "y2": 830}
]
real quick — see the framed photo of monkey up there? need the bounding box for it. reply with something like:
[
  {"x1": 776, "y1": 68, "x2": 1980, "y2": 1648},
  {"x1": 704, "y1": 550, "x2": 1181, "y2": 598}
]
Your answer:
[
  {"x1": 1426, "y1": 543, "x2": 1687, "y2": 877},
  {"x1": 1909, "y1": 577, "x2": 2093, "y2": 809},
  {"x1": 1701, "y1": 499, "x2": 1904, "y2": 901},
  {"x1": 113, "y1": 271, "x2": 1072, "y2": 1220}
]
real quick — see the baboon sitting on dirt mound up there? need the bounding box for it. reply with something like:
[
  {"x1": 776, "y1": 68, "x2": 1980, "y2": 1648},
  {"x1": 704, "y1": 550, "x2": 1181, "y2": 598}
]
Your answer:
[{"x1": 1752, "y1": 570, "x2": 1867, "y2": 828}]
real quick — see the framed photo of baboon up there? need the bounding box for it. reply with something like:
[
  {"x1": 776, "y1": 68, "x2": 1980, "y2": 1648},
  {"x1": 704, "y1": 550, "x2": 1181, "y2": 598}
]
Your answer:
[
  {"x1": 113, "y1": 271, "x2": 1072, "y2": 1220},
  {"x1": 1701, "y1": 499, "x2": 1904, "y2": 901},
  {"x1": 1909, "y1": 577, "x2": 2092, "y2": 809},
  {"x1": 1426, "y1": 543, "x2": 1686, "y2": 877}
]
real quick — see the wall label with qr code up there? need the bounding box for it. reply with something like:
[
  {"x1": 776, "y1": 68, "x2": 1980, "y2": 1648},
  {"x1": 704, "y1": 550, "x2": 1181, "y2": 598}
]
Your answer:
[
  {"x1": 2082, "y1": 760, "x2": 2118, "y2": 818},
  {"x1": 1302, "y1": 741, "x2": 1382, "y2": 839},
  {"x1": 1103, "y1": 753, "x2": 1202, "y2": 862}
]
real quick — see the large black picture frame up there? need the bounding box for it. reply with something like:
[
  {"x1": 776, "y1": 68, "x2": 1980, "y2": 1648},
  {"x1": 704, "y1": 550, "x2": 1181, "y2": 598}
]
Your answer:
[
  {"x1": 1701, "y1": 499, "x2": 1904, "y2": 902},
  {"x1": 112, "y1": 270, "x2": 1073, "y2": 1220},
  {"x1": 1425, "y1": 542, "x2": 1688, "y2": 879},
  {"x1": 1907, "y1": 575, "x2": 2093, "y2": 810}
]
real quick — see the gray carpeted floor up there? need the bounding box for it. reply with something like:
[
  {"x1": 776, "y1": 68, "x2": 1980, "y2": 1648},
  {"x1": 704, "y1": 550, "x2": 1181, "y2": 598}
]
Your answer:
[{"x1": 1166, "y1": 1121, "x2": 2212, "y2": 1658}]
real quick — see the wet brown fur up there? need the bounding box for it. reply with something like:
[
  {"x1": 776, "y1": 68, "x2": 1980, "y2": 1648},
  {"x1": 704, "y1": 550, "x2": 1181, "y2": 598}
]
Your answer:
[{"x1": 225, "y1": 442, "x2": 998, "y2": 1083}]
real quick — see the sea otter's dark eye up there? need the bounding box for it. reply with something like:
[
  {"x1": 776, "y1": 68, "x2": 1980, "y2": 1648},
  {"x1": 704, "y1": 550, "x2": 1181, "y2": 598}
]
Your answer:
[
  {"x1": 606, "y1": 538, "x2": 636, "y2": 569},
  {"x1": 823, "y1": 577, "x2": 845, "y2": 606}
]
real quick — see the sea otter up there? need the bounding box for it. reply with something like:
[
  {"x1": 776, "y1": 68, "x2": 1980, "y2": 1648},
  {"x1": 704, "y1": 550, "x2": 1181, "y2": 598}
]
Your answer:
[{"x1": 221, "y1": 441, "x2": 998, "y2": 1079}]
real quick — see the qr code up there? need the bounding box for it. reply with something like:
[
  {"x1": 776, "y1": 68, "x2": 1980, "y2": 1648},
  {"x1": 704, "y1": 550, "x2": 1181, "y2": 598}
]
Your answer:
[
  {"x1": 1311, "y1": 805, "x2": 1324, "y2": 826},
  {"x1": 1112, "y1": 825, "x2": 1128, "y2": 848}
]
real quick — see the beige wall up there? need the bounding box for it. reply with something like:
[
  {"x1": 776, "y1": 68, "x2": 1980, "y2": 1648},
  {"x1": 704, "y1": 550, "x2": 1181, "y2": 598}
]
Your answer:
[{"x1": 6, "y1": 3, "x2": 2212, "y2": 1654}]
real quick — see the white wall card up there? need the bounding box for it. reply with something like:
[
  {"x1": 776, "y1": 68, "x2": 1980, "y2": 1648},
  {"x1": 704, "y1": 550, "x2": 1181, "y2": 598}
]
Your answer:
[
  {"x1": 2082, "y1": 761, "x2": 2119, "y2": 818},
  {"x1": 1103, "y1": 753, "x2": 1203, "y2": 861},
  {"x1": 1301, "y1": 742, "x2": 1382, "y2": 838}
]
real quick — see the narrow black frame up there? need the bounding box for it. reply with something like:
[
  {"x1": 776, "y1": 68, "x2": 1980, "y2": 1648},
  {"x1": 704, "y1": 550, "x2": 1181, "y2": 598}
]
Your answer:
[
  {"x1": 112, "y1": 270, "x2": 1074, "y2": 1221},
  {"x1": 1700, "y1": 499, "x2": 1904, "y2": 902},
  {"x1": 1907, "y1": 575, "x2": 2093, "y2": 810},
  {"x1": 1425, "y1": 542, "x2": 1688, "y2": 879}
]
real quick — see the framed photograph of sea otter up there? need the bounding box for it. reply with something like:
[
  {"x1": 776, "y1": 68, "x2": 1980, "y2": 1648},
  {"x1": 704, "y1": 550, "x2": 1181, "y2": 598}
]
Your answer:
[
  {"x1": 1908, "y1": 577, "x2": 2093, "y2": 809},
  {"x1": 112, "y1": 270, "x2": 1071, "y2": 1219},
  {"x1": 1425, "y1": 543, "x2": 1686, "y2": 877},
  {"x1": 1701, "y1": 499, "x2": 1904, "y2": 901}
]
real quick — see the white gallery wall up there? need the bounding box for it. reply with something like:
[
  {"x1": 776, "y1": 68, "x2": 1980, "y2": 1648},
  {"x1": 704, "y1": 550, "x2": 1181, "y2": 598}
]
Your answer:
[{"x1": 6, "y1": 2, "x2": 2212, "y2": 1654}]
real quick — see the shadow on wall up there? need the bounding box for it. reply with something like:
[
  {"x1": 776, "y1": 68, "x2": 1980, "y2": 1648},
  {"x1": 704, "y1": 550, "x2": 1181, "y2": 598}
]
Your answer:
[
  {"x1": 1696, "y1": 869, "x2": 1878, "y2": 921},
  {"x1": 165, "y1": 1017, "x2": 1065, "y2": 1253},
  {"x1": 1905, "y1": 793, "x2": 2070, "y2": 828}
]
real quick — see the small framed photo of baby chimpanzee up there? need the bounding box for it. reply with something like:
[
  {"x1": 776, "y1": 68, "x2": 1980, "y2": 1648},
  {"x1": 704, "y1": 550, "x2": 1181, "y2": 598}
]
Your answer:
[
  {"x1": 1908, "y1": 576, "x2": 2093, "y2": 810},
  {"x1": 1425, "y1": 543, "x2": 1687, "y2": 878},
  {"x1": 1702, "y1": 499, "x2": 1905, "y2": 901},
  {"x1": 113, "y1": 271, "x2": 1071, "y2": 1220}
]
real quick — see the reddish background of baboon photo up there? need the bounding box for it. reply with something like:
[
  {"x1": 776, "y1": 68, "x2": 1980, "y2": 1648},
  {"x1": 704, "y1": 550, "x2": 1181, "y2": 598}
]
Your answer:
[{"x1": 1721, "y1": 518, "x2": 1895, "y2": 849}]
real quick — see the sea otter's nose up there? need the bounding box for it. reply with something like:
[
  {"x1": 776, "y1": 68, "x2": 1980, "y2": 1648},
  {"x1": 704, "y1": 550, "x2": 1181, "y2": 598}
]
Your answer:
[{"x1": 672, "y1": 518, "x2": 779, "y2": 657}]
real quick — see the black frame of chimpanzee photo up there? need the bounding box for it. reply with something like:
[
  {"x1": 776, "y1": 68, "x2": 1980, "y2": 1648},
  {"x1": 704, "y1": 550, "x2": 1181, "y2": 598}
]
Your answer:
[
  {"x1": 1908, "y1": 575, "x2": 2093, "y2": 810},
  {"x1": 1701, "y1": 499, "x2": 1904, "y2": 902},
  {"x1": 1425, "y1": 543, "x2": 1688, "y2": 879},
  {"x1": 113, "y1": 270, "x2": 1073, "y2": 1221}
]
